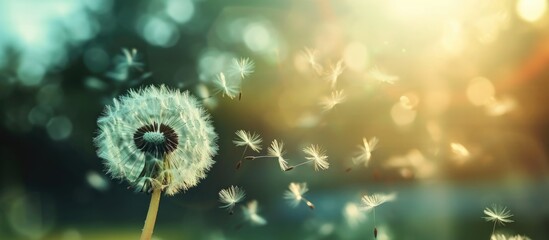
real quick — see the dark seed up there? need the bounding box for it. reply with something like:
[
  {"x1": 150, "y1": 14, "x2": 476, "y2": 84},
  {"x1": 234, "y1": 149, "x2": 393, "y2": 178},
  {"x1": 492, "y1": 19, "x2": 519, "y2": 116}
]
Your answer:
[{"x1": 236, "y1": 161, "x2": 242, "y2": 170}]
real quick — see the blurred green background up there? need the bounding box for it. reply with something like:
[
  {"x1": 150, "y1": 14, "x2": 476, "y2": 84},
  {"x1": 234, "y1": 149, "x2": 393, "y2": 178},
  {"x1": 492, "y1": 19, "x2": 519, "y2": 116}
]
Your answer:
[{"x1": 0, "y1": 0, "x2": 548, "y2": 239}]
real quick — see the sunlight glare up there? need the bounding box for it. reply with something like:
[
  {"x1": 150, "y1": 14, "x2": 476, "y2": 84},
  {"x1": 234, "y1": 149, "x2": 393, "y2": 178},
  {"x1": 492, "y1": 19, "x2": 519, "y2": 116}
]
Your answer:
[{"x1": 516, "y1": 0, "x2": 547, "y2": 23}]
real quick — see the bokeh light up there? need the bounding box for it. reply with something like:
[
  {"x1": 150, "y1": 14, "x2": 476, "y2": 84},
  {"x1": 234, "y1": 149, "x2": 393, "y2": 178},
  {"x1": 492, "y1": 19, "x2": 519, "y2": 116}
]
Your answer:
[
  {"x1": 516, "y1": 0, "x2": 547, "y2": 23},
  {"x1": 141, "y1": 17, "x2": 180, "y2": 47},
  {"x1": 466, "y1": 77, "x2": 495, "y2": 106},
  {"x1": 165, "y1": 0, "x2": 194, "y2": 24},
  {"x1": 46, "y1": 116, "x2": 73, "y2": 140},
  {"x1": 86, "y1": 171, "x2": 110, "y2": 192},
  {"x1": 7, "y1": 193, "x2": 55, "y2": 240}
]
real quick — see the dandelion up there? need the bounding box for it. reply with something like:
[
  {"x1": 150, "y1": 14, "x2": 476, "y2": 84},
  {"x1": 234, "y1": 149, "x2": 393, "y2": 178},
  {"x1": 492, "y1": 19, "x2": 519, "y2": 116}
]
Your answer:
[
  {"x1": 287, "y1": 144, "x2": 329, "y2": 171},
  {"x1": 303, "y1": 47, "x2": 323, "y2": 75},
  {"x1": 269, "y1": 139, "x2": 289, "y2": 171},
  {"x1": 94, "y1": 85, "x2": 218, "y2": 240},
  {"x1": 325, "y1": 59, "x2": 344, "y2": 88},
  {"x1": 241, "y1": 200, "x2": 267, "y2": 226},
  {"x1": 284, "y1": 182, "x2": 315, "y2": 210},
  {"x1": 245, "y1": 139, "x2": 289, "y2": 171},
  {"x1": 107, "y1": 48, "x2": 148, "y2": 83},
  {"x1": 492, "y1": 235, "x2": 507, "y2": 240},
  {"x1": 304, "y1": 144, "x2": 329, "y2": 171},
  {"x1": 351, "y1": 137, "x2": 379, "y2": 168},
  {"x1": 361, "y1": 192, "x2": 396, "y2": 239},
  {"x1": 219, "y1": 185, "x2": 246, "y2": 215},
  {"x1": 111, "y1": 48, "x2": 144, "y2": 72},
  {"x1": 320, "y1": 90, "x2": 346, "y2": 111},
  {"x1": 234, "y1": 130, "x2": 262, "y2": 152},
  {"x1": 231, "y1": 57, "x2": 255, "y2": 80},
  {"x1": 213, "y1": 72, "x2": 239, "y2": 99},
  {"x1": 368, "y1": 67, "x2": 399, "y2": 85},
  {"x1": 230, "y1": 57, "x2": 255, "y2": 100},
  {"x1": 491, "y1": 234, "x2": 531, "y2": 240},
  {"x1": 121, "y1": 48, "x2": 144, "y2": 70},
  {"x1": 362, "y1": 193, "x2": 396, "y2": 209},
  {"x1": 508, "y1": 235, "x2": 531, "y2": 240},
  {"x1": 233, "y1": 130, "x2": 262, "y2": 169},
  {"x1": 484, "y1": 204, "x2": 514, "y2": 238}
]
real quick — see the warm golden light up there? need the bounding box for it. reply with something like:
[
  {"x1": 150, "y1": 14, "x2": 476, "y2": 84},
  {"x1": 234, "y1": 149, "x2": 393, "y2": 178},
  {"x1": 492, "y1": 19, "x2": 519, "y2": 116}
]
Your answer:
[
  {"x1": 466, "y1": 77, "x2": 495, "y2": 106},
  {"x1": 516, "y1": 0, "x2": 547, "y2": 23},
  {"x1": 399, "y1": 92, "x2": 419, "y2": 110},
  {"x1": 391, "y1": 102, "x2": 417, "y2": 127},
  {"x1": 343, "y1": 42, "x2": 369, "y2": 72}
]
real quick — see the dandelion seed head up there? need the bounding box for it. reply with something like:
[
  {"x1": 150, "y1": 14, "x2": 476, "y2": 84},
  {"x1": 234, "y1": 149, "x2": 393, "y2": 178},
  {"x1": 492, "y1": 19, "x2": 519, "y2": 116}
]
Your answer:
[
  {"x1": 94, "y1": 85, "x2": 218, "y2": 195},
  {"x1": 303, "y1": 47, "x2": 323, "y2": 75},
  {"x1": 118, "y1": 48, "x2": 143, "y2": 71},
  {"x1": 284, "y1": 182, "x2": 309, "y2": 207},
  {"x1": 352, "y1": 137, "x2": 379, "y2": 167},
  {"x1": 492, "y1": 234, "x2": 507, "y2": 240},
  {"x1": 241, "y1": 200, "x2": 267, "y2": 226},
  {"x1": 510, "y1": 235, "x2": 531, "y2": 240},
  {"x1": 122, "y1": 48, "x2": 142, "y2": 69},
  {"x1": 303, "y1": 144, "x2": 329, "y2": 170},
  {"x1": 491, "y1": 234, "x2": 530, "y2": 240},
  {"x1": 326, "y1": 59, "x2": 344, "y2": 88},
  {"x1": 219, "y1": 185, "x2": 246, "y2": 212},
  {"x1": 484, "y1": 204, "x2": 514, "y2": 225},
  {"x1": 303, "y1": 48, "x2": 317, "y2": 64},
  {"x1": 233, "y1": 130, "x2": 262, "y2": 152},
  {"x1": 268, "y1": 139, "x2": 288, "y2": 171},
  {"x1": 320, "y1": 90, "x2": 346, "y2": 111},
  {"x1": 106, "y1": 48, "x2": 146, "y2": 82},
  {"x1": 368, "y1": 67, "x2": 399, "y2": 84},
  {"x1": 231, "y1": 57, "x2": 255, "y2": 79},
  {"x1": 361, "y1": 192, "x2": 396, "y2": 210},
  {"x1": 213, "y1": 72, "x2": 239, "y2": 99}
]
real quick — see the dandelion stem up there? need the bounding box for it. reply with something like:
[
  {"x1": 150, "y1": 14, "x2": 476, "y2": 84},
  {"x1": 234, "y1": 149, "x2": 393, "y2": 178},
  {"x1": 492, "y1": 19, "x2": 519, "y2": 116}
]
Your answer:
[
  {"x1": 289, "y1": 160, "x2": 314, "y2": 169},
  {"x1": 140, "y1": 187, "x2": 161, "y2": 240},
  {"x1": 240, "y1": 146, "x2": 248, "y2": 161},
  {"x1": 236, "y1": 146, "x2": 248, "y2": 169},
  {"x1": 373, "y1": 208, "x2": 376, "y2": 227},
  {"x1": 491, "y1": 221, "x2": 496, "y2": 239},
  {"x1": 199, "y1": 95, "x2": 214, "y2": 101},
  {"x1": 373, "y1": 208, "x2": 377, "y2": 239},
  {"x1": 245, "y1": 155, "x2": 273, "y2": 160}
]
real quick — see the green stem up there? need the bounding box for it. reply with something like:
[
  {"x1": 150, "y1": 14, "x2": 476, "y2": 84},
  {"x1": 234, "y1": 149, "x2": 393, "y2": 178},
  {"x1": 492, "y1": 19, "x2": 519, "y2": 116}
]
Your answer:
[
  {"x1": 140, "y1": 188, "x2": 161, "y2": 240},
  {"x1": 290, "y1": 160, "x2": 314, "y2": 168},
  {"x1": 239, "y1": 146, "x2": 248, "y2": 161},
  {"x1": 373, "y1": 208, "x2": 376, "y2": 228},
  {"x1": 236, "y1": 146, "x2": 248, "y2": 169},
  {"x1": 490, "y1": 221, "x2": 496, "y2": 239},
  {"x1": 246, "y1": 155, "x2": 273, "y2": 159}
]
